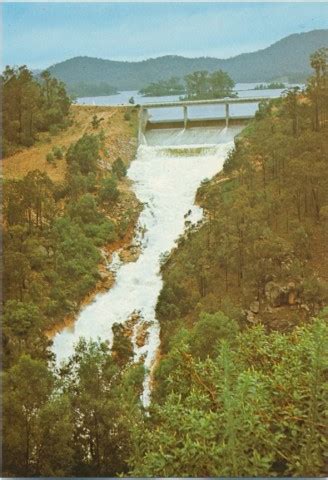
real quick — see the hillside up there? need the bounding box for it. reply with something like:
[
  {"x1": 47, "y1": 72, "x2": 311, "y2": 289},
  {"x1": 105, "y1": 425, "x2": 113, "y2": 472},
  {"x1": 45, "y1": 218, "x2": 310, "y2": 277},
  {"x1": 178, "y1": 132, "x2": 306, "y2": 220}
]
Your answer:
[
  {"x1": 48, "y1": 29, "x2": 328, "y2": 92},
  {"x1": 2, "y1": 102, "x2": 141, "y2": 338},
  {"x1": 2, "y1": 105, "x2": 137, "y2": 182}
]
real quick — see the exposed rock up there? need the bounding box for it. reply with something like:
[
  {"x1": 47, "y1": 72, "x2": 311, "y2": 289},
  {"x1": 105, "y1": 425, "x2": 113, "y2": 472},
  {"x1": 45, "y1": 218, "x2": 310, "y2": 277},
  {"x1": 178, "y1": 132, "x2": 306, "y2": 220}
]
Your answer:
[
  {"x1": 288, "y1": 290, "x2": 297, "y2": 305},
  {"x1": 124, "y1": 310, "x2": 142, "y2": 338},
  {"x1": 135, "y1": 322, "x2": 151, "y2": 348},
  {"x1": 119, "y1": 245, "x2": 141, "y2": 263},
  {"x1": 286, "y1": 282, "x2": 297, "y2": 305},
  {"x1": 250, "y1": 300, "x2": 260, "y2": 314},
  {"x1": 99, "y1": 269, "x2": 110, "y2": 280},
  {"x1": 246, "y1": 311, "x2": 256, "y2": 323},
  {"x1": 265, "y1": 282, "x2": 286, "y2": 307},
  {"x1": 300, "y1": 303, "x2": 310, "y2": 312},
  {"x1": 265, "y1": 281, "x2": 299, "y2": 307}
]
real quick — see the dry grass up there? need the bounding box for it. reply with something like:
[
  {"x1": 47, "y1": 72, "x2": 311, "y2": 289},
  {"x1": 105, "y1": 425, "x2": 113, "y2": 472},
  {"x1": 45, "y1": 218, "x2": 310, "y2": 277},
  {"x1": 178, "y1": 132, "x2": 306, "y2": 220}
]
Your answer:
[{"x1": 2, "y1": 105, "x2": 138, "y2": 182}]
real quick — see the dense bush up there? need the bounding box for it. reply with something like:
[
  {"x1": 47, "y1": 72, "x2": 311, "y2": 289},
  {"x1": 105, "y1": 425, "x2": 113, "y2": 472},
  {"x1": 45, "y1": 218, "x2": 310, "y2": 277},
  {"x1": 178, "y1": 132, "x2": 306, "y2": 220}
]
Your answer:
[
  {"x1": 112, "y1": 157, "x2": 127, "y2": 179},
  {"x1": 66, "y1": 133, "x2": 100, "y2": 174},
  {"x1": 131, "y1": 318, "x2": 328, "y2": 477}
]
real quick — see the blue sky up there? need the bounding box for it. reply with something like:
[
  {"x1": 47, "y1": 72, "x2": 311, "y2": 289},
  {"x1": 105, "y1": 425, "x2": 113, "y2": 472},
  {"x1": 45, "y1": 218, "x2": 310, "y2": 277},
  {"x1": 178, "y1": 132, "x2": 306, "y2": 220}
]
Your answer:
[{"x1": 2, "y1": 2, "x2": 328, "y2": 69}]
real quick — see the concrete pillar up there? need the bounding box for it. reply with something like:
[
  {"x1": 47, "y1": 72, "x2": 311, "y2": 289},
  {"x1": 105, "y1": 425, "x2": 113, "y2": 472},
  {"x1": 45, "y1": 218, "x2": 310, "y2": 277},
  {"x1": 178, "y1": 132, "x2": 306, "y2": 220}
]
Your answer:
[
  {"x1": 225, "y1": 103, "x2": 230, "y2": 128},
  {"x1": 138, "y1": 107, "x2": 144, "y2": 144},
  {"x1": 183, "y1": 105, "x2": 188, "y2": 129},
  {"x1": 144, "y1": 108, "x2": 149, "y2": 129},
  {"x1": 138, "y1": 107, "x2": 149, "y2": 144}
]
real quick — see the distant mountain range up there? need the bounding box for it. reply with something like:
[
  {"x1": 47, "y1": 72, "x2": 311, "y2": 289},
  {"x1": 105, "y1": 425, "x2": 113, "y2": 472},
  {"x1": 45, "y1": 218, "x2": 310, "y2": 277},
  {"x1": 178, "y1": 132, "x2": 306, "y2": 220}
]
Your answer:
[{"x1": 47, "y1": 29, "x2": 328, "y2": 94}]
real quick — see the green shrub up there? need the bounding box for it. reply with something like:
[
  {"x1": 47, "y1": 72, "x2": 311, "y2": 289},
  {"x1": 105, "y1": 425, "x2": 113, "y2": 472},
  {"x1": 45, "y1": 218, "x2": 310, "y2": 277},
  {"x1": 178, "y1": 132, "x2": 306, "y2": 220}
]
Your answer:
[
  {"x1": 46, "y1": 152, "x2": 55, "y2": 164},
  {"x1": 91, "y1": 115, "x2": 104, "y2": 129},
  {"x1": 66, "y1": 134, "x2": 100, "y2": 174},
  {"x1": 99, "y1": 175, "x2": 119, "y2": 204},
  {"x1": 112, "y1": 157, "x2": 127, "y2": 179},
  {"x1": 52, "y1": 146, "x2": 63, "y2": 160}
]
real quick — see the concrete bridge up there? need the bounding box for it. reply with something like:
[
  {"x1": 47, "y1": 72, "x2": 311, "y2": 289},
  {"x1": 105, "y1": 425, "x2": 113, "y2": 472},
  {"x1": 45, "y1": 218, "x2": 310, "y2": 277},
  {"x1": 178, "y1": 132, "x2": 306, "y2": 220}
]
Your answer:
[{"x1": 138, "y1": 96, "x2": 272, "y2": 144}]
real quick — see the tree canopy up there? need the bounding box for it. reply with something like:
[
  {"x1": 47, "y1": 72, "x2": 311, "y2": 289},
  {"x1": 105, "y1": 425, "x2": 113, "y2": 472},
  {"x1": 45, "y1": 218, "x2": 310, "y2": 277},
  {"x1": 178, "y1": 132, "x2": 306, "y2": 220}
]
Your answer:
[{"x1": 2, "y1": 66, "x2": 71, "y2": 156}]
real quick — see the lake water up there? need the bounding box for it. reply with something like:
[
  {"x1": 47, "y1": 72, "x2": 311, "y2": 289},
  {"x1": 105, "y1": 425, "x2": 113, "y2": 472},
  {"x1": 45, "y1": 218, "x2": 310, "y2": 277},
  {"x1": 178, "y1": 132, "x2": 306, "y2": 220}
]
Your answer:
[{"x1": 76, "y1": 83, "x2": 300, "y2": 120}]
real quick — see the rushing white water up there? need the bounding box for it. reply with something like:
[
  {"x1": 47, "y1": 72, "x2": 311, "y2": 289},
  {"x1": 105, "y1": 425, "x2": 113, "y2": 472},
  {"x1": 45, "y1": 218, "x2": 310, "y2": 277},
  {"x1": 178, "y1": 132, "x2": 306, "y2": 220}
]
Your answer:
[{"x1": 52, "y1": 127, "x2": 238, "y2": 406}]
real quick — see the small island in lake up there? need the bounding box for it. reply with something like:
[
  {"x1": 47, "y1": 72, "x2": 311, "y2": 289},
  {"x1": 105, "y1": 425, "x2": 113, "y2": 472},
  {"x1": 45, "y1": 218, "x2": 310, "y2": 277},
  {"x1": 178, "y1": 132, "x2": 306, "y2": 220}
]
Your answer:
[
  {"x1": 254, "y1": 81, "x2": 286, "y2": 90},
  {"x1": 140, "y1": 70, "x2": 237, "y2": 100},
  {"x1": 139, "y1": 76, "x2": 185, "y2": 96}
]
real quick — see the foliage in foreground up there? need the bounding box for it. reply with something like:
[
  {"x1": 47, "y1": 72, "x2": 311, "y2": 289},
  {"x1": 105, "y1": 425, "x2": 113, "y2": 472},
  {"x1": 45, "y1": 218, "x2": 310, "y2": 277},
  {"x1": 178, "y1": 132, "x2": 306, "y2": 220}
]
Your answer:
[
  {"x1": 2, "y1": 317, "x2": 327, "y2": 477},
  {"x1": 2, "y1": 340, "x2": 144, "y2": 477},
  {"x1": 130, "y1": 316, "x2": 328, "y2": 477}
]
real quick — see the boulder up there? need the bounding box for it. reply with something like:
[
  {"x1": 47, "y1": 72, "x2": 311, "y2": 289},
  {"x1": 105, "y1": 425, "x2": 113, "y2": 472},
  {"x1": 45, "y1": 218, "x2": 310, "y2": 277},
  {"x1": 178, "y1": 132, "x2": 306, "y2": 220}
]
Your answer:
[
  {"x1": 264, "y1": 281, "x2": 299, "y2": 307},
  {"x1": 246, "y1": 311, "x2": 256, "y2": 323},
  {"x1": 288, "y1": 290, "x2": 297, "y2": 305},
  {"x1": 264, "y1": 282, "x2": 287, "y2": 307},
  {"x1": 287, "y1": 282, "x2": 297, "y2": 305}
]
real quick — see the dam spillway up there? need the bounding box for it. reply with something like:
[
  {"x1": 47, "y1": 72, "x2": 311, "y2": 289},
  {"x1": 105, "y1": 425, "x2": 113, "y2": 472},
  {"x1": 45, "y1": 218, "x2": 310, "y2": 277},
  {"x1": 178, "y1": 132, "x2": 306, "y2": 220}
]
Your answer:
[{"x1": 143, "y1": 125, "x2": 243, "y2": 146}]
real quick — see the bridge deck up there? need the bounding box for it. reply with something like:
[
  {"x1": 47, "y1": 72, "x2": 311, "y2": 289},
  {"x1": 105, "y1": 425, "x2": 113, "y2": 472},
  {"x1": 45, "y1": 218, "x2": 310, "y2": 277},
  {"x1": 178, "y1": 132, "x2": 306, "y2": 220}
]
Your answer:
[{"x1": 142, "y1": 96, "x2": 273, "y2": 109}]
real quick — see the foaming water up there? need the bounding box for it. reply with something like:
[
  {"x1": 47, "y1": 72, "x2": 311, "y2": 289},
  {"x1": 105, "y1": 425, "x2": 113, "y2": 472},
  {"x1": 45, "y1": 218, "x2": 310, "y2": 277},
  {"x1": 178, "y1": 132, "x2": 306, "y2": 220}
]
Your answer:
[
  {"x1": 52, "y1": 130, "x2": 237, "y2": 406},
  {"x1": 144, "y1": 125, "x2": 241, "y2": 147}
]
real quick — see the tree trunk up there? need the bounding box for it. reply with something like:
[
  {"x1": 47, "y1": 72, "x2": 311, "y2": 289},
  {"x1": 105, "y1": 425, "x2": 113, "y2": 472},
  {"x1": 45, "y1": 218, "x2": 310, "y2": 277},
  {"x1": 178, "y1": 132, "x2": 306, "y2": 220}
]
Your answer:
[{"x1": 25, "y1": 417, "x2": 31, "y2": 476}]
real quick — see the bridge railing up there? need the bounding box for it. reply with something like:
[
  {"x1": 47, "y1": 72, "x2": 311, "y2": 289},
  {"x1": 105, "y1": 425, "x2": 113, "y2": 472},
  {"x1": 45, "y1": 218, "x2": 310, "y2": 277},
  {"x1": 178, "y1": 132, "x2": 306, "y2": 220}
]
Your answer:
[{"x1": 141, "y1": 96, "x2": 273, "y2": 108}]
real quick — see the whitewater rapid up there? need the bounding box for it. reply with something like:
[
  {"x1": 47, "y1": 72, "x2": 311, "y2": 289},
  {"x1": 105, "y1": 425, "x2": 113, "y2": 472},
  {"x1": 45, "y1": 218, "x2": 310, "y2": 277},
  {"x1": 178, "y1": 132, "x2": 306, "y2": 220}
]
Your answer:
[{"x1": 52, "y1": 130, "x2": 235, "y2": 406}]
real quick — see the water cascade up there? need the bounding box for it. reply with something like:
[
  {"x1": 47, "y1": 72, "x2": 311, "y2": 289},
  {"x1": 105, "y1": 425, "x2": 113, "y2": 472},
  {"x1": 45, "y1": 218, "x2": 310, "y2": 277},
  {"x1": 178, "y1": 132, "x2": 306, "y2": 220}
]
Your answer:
[{"x1": 52, "y1": 127, "x2": 241, "y2": 406}]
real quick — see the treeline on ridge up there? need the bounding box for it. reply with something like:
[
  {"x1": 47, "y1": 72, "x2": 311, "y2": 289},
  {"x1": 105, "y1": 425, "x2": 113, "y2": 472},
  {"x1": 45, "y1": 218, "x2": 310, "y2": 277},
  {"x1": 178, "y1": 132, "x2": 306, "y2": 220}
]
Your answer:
[{"x1": 47, "y1": 30, "x2": 328, "y2": 90}]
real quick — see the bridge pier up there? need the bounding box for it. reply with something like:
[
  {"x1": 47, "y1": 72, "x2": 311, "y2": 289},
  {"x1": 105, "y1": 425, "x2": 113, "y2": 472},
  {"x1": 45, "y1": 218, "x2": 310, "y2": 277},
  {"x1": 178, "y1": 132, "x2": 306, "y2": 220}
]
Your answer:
[
  {"x1": 225, "y1": 103, "x2": 230, "y2": 128},
  {"x1": 183, "y1": 105, "x2": 188, "y2": 129}
]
